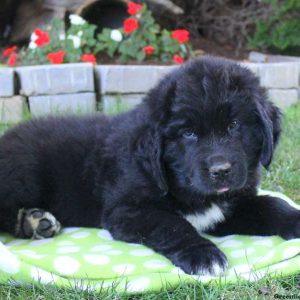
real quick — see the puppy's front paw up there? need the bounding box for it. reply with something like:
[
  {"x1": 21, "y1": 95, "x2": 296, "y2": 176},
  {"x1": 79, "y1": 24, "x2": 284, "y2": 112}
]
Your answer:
[
  {"x1": 16, "y1": 208, "x2": 61, "y2": 239},
  {"x1": 173, "y1": 244, "x2": 228, "y2": 276}
]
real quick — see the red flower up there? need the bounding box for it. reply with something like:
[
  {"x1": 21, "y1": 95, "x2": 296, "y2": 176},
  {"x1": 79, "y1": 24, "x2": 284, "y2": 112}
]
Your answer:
[
  {"x1": 81, "y1": 53, "x2": 96, "y2": 64},
  {"x1": 128, "y1": 2, "x2": 143, "y2": 15},
  {"x1": 7, "y1": 53, "x2": 17, "y2": 66},
  {"x1": 171, "y1": 29, "x2": 190, "y2": 44},
  {"x1": 123, "y1": 18, "x2": 139, "y2": 33},
  {"x1": 143, "y1": 45, "x2": 155, "y2": 56},
  {"x1": 47, "y1": 50, "x2": 65, "y2": 64},
  {"x1": 173, "y1": 54, "x2": 184, "y2": 64},
  {"x1": 34, "y1": 28, "x2": 50, "y2": 47},
  {"x1": 3, "y1": 46, "x2": 17, "y2": 56}
]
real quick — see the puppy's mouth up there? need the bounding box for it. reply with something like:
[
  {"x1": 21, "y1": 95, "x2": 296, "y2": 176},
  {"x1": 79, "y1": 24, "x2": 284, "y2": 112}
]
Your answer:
[
  {"x1": 187, "y1": 174, "x2": 233, "y2": 195},
  {"x1": 186, "y1": 166, "x2": 247, "y2": 195}
]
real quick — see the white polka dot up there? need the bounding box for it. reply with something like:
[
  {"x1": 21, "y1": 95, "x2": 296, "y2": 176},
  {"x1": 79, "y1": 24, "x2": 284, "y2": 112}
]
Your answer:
[
  {"x1": 240, "y1": 270, "x2": 266, "y2": 281},
  {"x1": 31, "y1": 267, "x2": 58, "y2": 284},
  {"x1": 84, "y1": 254, "x2": 110, "y2": 265},
  {"x1": 13, "y1": 249, "x2": 46, "y2": 259},
  {"x1": 192, "y1": 274, "x2": 215, "y2": 282},
  {"x1": 253, "y1": 239, "x2": 273, "y2": 247},
  {"x1": 30, "y1": 238, "x2": 54, "y2": 246},
  {"x1": 105, "y1": 250, "x2": 123, "y2": 256},
  {"x1": 6, "y1": 239, "x2": 27, "y2": 247},
  {"x1": 220, "y1": 240, "x2": 243, "y2": 248},
  {"x1": 97, "y1": 230, "x2": 113, "y2": 241},
  {"x1": 62, "y1": 227, "x2": 80, "y2": 234},
  {"x1": 53, "y1": 256, "x2": 80, "y2": 275},
  {"x1": 250, "y1": 235, "x2": 266, "y2": 240},
  {"x1": 171, "y1": 267, "x2": 185, "y2": 275},
  {"x1": 255, "y1": 250, "x2": 275, "y2": 264},
  {"x1": 282, "y1": 246, "x2": 300, "y2": 260},
  {"x1": 232, "y1": 264, "x2": 252, "y2": 274},
  {"x1": 0, "y1": 244, "x2": 20, "y2": 274},
  {"x1": 143, "y1": 260, "x2": 169, "y2": 269},
  {"x1": 113, "y1": 264, "x2": 136, "y2": 275},
  {"x1": 27, "y1": 253, "x2": 46, "y2": 259},
  {"x1": 230, "y1": 247, "x2": 255, "y2": 258},
  {"x1": 209, "y1": 235, "x2": 238, "y2": 243},
  {"x1": 13, "y1": 249, "x2": 34, "y2": 254},
  {"x1": 127, "y1": 243, "x2": 143, "y2": 247},
  {"x1": 127, "y1": 277, "x2": 150, "y2": 292},
  {"x1": 270, "y1": 261, "x2": 290, "y2": 270},
  {"x1": 57, "y1": 246, "x2": 81, "y2": 254},
  {"x1": 57, "y1": 241, "x2": 75, "y2": 246},
  {"x1": 70, "y1": 231, "x2": 90, "y2": 239},
  {"x1": 130, "y1": 249, "x2": 154, "y2": 256},
  {"x1": 90, "y1": 245, "x2": 112, "y2": 252},
  {"x1": 246, "y1": 247, "x2": 255, "y2": 255}
]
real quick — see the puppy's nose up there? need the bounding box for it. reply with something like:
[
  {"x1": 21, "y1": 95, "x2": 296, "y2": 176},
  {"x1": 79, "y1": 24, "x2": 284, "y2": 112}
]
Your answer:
[{"x1": 208, "y1": 159, "x2": 232, "y2": 179}]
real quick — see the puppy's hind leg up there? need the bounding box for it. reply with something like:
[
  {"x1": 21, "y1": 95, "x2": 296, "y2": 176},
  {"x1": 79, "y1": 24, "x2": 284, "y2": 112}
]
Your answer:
[{"x1": 16, "y1": 208, "x2": 62, "y2": 239}]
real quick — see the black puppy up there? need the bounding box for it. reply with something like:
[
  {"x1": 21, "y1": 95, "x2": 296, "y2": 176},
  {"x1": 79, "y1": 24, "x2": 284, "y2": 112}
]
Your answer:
[{"x1": 0, "y1": 57, "x2": 298, "y2": 276}]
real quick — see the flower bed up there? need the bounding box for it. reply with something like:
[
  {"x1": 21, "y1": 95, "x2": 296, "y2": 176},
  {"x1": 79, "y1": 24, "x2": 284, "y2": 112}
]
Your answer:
[{"x1": 1, "y1": 2, "x2": 192, "y2": 67}]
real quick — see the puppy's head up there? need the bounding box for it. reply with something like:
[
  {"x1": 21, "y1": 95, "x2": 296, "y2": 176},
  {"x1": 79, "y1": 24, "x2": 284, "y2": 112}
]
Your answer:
[{"x1": 137, "y1": 57, "x2": 281, "y2": 196}]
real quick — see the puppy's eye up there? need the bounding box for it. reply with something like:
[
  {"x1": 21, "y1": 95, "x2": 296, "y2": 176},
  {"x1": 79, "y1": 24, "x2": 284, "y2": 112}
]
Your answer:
[
  {"x1": 228, "y1": 120, "x2": 239, "y2": 131},
  {"x1": 182, "y1": 131, "x2": 198, "y2": 141}
]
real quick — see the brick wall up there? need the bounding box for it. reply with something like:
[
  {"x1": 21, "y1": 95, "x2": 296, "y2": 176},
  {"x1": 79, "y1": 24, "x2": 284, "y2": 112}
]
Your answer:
[{"x1": 0, "y1": 62, "x2": 299, "y2": 123}]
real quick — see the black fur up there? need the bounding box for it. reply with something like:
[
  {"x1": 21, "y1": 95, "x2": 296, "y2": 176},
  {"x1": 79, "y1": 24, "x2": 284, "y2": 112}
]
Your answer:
[{"x1": 0, "y1": 57, "x2": 299, "y2": 275}]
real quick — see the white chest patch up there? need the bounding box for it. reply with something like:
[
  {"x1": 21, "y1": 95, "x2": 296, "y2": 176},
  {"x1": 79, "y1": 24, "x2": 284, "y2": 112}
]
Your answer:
[{"x1": 183, "y1": 204, "x2": 225, "y2": 233}]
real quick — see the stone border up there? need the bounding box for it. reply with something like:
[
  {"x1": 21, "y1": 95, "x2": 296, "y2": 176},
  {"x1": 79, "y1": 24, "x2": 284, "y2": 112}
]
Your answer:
[
  {"x1": 0, "y1": 68, "x2": 15, "y2": 97},
  {"x1": 16, "y1": 64, "x2": 95, "y2": 96},
  {"x1": 0, "y1": 62, "x2": 299, "y2": 122}
]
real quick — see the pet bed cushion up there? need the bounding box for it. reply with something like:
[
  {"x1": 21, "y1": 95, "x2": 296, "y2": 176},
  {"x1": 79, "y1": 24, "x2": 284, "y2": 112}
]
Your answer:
[{"x1": 0, "y1": 190, "x2": 300, "y2": 293}]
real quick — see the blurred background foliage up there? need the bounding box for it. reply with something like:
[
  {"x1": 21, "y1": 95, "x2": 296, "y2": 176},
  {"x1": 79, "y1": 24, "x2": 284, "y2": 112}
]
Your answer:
[{"x1": 0, "y1": 0, "x2": 299, "y2": 59}]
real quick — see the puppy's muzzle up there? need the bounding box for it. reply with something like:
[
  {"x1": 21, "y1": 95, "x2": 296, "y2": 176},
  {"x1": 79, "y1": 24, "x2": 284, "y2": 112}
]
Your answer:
[{"x1": 208, "y1": 156, "x2": 232, "y2": 181}]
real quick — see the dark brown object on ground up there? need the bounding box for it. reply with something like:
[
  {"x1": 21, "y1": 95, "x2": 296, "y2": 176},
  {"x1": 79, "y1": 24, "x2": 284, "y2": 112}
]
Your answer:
[{"x1": 172, "y1": 0, "x2": 273, "y2": 55}]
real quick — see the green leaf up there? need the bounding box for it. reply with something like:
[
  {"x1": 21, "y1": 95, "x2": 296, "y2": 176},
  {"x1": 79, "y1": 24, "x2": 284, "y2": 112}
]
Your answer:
[{"x1": 137, "y1": 51, "x2": 146, "y2": 61}]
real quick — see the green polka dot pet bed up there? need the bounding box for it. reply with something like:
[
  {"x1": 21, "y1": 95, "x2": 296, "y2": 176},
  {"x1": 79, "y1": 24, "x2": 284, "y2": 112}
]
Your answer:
[{"x1": 1, "y1": 190, "x2": 300, "y2": 294}]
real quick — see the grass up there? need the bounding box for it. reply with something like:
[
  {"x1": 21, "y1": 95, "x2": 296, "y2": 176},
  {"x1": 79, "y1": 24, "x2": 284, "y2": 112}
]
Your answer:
[
  {"x1": 261, "y1": 103, "x2": 300, "y2": 203},
  {"x1": 0, "y1": 103, "x2": 300, "y2": 299},
  {"x1": 1, "y1": 272, "x2": 300, "y2": 299}
]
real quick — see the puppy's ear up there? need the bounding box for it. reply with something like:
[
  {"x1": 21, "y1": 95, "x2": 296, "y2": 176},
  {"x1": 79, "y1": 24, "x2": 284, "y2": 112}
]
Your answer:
[
  {"x1": 133, "y1": 125, "x2": 168, "y2": 195},
  {"x1": 132, "y1": 76, "x2": 177, "y2": 195},
  {"x1": 256, "y1": 90, "x2": 282, "y2": 168},
  {"x1": 145, "y1": 74, "x2": 177, "y2": 122}
]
